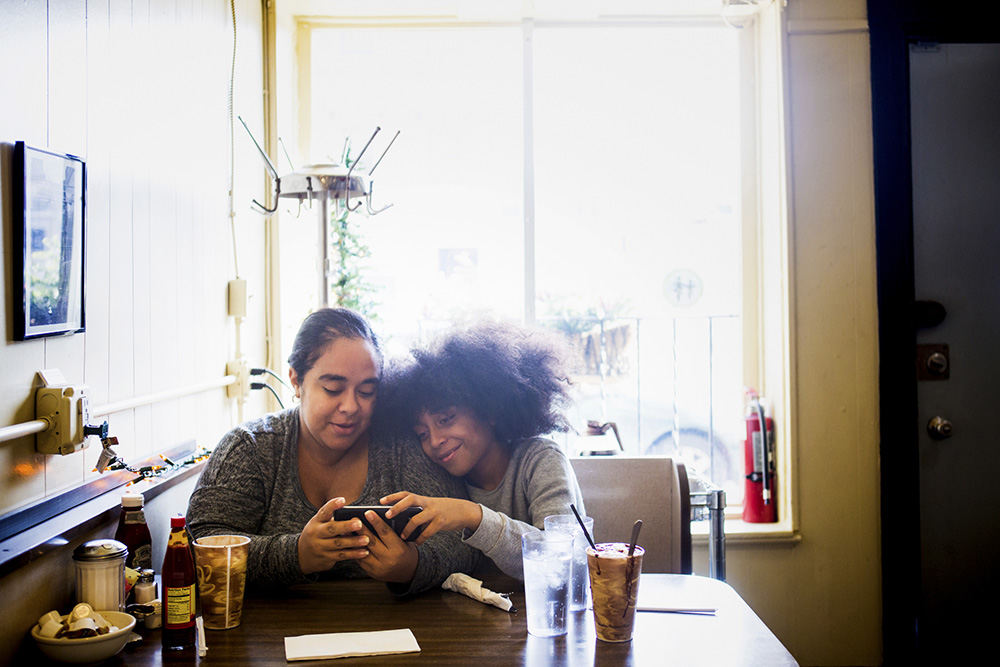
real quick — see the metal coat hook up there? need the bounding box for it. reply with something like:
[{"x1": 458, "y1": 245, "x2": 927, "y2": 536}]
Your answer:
[
  {"x1": 368, "y1": 130, "x2": 400, "y2": 177},
  {"x1": 279, "y1": 137, "x2": 295, "y2": 172},
  {"x1": 252, "y1": 178, "x2": 280, "y2": 214},
  {"x1": 345, "y1": 127, "x2": 381, "y2": 211},
  {"x1": 239, "y1": 115, "x2": 281, "y2": 215},
  {"x1": 365, "y1": 181, "x2": 393, "y2": 215}
]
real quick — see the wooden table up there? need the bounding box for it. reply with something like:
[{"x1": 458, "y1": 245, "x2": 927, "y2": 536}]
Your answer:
[{"x1": 47, "y1": 574, "x2": 798, "y2": 665}]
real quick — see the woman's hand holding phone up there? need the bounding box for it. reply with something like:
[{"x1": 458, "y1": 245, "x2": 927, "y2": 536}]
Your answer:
[
  {"x1": 298, "y1": 497, "x2": 371, "y2": 575},
  {"x1": 380, "y1": 491, "x2": 483, "y2": 545}
]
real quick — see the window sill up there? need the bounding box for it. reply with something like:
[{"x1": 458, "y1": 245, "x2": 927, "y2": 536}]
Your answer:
[{"x1": 691, "y1": 517, "x2": 800, "y2": 544}]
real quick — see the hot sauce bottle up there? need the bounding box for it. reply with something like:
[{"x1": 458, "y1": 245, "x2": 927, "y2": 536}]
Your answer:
[{"x1": 161, "y1": 515, "x2": 196, "y2": 652}]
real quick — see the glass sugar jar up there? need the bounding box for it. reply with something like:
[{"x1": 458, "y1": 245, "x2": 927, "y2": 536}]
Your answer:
[{"x1": 73, "y1": 539, "x2": 128, "y2": 611}]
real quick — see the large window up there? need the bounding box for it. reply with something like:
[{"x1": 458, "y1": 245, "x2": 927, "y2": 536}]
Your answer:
[{"x1": 284, "y1": 7, "x2": 775, "y2": 508}]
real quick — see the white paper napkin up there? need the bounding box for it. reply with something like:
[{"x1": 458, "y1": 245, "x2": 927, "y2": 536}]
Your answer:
[
  {"x1": 441, "y1": 572, "x2": 515, "y2": 612},
  {"x1": 284, "y1": 628, "x2": 420, "y2": 661}
]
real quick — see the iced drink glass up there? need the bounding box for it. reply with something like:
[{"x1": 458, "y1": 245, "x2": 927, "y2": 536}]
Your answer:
[
  {"x1": 586, "y1": 542, "x2": 644, "y2": 642},
  {"x1": 543, "y1": 514, "x2": 594, "y2": 611},
  {"x1": 521, "y1": 531, "x2": 573, "y2": 637},
  {"x1": 192, "y1": 535, "x2": 250, "y2": 630}
]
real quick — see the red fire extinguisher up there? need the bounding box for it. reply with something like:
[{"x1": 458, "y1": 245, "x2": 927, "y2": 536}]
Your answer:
[{"x1": 743, "y1": 389, "x2": 777, "y2": 523}]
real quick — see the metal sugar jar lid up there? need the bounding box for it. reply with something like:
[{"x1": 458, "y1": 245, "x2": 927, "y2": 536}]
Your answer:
[{"x1": 73, "y1": 539, "x2": 128, "y2": 561}]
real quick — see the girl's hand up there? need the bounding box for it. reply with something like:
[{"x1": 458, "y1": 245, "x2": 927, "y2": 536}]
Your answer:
[
  {"x1": 297, "y1": 497, "x2": 371, "y2": 575},
  {"x1": 355, "y1": 511, "x2": 419, "y2": 583},
  {"x1": 380, "y1": 491, "x2": 483, "y2": 545}
]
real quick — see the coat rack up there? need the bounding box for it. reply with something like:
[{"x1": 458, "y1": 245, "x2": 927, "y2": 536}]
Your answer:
[{"x1": 239, "y1": 117, "x2": 398, "y2": 306}]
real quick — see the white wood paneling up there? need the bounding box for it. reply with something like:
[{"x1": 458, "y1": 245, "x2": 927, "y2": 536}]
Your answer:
[{"x1": 1, "y1": 0, "x2": 267, "y2": 516}]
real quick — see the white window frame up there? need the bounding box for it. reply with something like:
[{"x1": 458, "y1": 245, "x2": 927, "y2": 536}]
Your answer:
[{"x1": 273, "y1": 0, "x2": 796, "y2": 539}]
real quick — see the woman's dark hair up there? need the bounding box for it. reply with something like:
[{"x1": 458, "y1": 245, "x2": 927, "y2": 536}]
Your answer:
[
  {"x1": 287, "y1": 308, "x2": 382, "y2": 381},
  {"x1": 383, "y1": 321, "x2": 572, "y2": 444}
]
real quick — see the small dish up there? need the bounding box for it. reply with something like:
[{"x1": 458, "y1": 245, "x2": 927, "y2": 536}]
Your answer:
[{"x1": 31, "y1": 610, "x2": 136, "y2": 664}]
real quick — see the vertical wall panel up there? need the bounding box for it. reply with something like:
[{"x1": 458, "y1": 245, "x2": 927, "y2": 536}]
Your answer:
[
  {"x1": 104, "y1": 0, "x2": 138, "y2": 462},
  {"x1": 43, "y1": 0, "x2": 91, "y2": 494},
  {"x1": 130, "y1": 0, "x2": 153, "y2": 463},
  {"x1": 0, "y1": 0, "x2": 51, "y2": 509},
  {"x1": 83, "y1": 0, "x2": 113, "y2": 481}
]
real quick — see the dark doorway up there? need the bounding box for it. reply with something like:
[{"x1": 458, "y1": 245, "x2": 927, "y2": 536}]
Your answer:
[{"x1": 869, "y1": 1, "x2": 1000, "y2": 663}]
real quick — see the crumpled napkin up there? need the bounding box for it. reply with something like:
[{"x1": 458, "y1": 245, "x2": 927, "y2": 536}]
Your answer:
[
  {"x1": 284, "y1": 628, "x2": 420, "y2": 661},
  {"x1": 441, "y1": 573, "x2": 515, "y2": 612}
]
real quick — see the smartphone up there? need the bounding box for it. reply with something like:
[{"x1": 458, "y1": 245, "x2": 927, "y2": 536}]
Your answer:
[{"x1": 333, "y1": 505, "x2": 425, "y2": 542}]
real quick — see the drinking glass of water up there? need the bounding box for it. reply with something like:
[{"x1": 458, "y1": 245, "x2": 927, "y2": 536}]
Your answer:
[
  {"x1": 521, "y1": 531, "x2": 573, "y2": 637},
  {"x1": 544, "y1": 513, "x2": 594, "y2": 612}
]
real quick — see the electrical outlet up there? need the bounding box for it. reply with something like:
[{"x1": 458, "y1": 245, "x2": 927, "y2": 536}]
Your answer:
[
  {"x1": 36, "y1": 384, "x2": 91, "y2": 455},
  {"x1": 226, "y1": 358, "x2": 250, "y2": 401}
]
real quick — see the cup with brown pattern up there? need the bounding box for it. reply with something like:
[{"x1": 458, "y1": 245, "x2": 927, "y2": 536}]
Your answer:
[
  {"x1": 586, "y1": 542, "x2": 644, "y2": 642},
  {"x1": 193, "y1": 535, "x2": 250, "y2": 630}
]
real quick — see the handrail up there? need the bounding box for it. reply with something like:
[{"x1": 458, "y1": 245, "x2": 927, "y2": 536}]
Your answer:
[{"x1": 0, "y1": 375, "x2": 237, "y2": 445}]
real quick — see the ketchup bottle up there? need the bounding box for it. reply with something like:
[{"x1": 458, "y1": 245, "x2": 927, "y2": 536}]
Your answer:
[
  {"x1": 114, "y1": 492, "x2": 152, "y2": 571},
  {"x1": 161, "y1": 515, "x2": 196, "y2": 652}
]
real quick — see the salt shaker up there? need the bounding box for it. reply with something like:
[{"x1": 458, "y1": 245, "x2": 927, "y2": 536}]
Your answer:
[
  {"x1": 134, "y1": 568, "x2": 157, "y2": 604},
  {"x1": 73, "y1": 539, "x2": 128, "y2": 611}
]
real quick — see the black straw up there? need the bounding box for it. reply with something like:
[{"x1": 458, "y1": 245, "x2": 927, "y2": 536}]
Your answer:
[
  {"x1": 570, "y1": 504, "x2": 598, "y2": 551},
  {"x1": 628, "y1": 519, "x2": 643, "y2": 557}
]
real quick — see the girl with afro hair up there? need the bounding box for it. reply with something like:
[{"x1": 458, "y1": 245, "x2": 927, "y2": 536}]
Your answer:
[{"x1": 379, "y1": 321, "x2": 586, "y2": 579}]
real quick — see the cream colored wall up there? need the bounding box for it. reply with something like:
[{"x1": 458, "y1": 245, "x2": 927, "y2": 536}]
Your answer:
[
  {"x1": 0, "y1": 0, "x2": 269, "y2": 517},
  {"x1": 695, "y1": 1, "x2": 882, "y2": 665}
]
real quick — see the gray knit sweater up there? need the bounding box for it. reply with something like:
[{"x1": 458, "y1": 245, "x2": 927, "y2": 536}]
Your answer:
[
  {"x1": 186, "y1": 407, "x2": 478, "y2": 594},
  {"x1": 463, "y1": 437, "x2": 586, "y2": 579}
]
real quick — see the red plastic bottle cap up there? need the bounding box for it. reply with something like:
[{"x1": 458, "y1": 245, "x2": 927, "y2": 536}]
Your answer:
[{"x1": 170, "y1": 515, "x2": 186, "y2": 528}]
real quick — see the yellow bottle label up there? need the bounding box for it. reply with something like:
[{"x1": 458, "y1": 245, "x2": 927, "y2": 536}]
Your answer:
[
  {"x1": 167, "y1": 529, "x2": 188, "y2": 548},
  {"x1": 165, "y1": 584, "x2": 195, "y2": 625}
]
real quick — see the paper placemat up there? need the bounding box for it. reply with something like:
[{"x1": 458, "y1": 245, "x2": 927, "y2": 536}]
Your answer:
[{"x1": 284, "y1": 628, "x2": 420, "y2": 661}]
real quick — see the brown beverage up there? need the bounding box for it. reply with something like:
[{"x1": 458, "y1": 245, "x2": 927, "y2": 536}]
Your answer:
[
  {"x1": 586, "y1": 542, "x2": 644, "y2": 642},
  {"x1": 192, "y1": 535, "x2": 250, "y2": 630}
]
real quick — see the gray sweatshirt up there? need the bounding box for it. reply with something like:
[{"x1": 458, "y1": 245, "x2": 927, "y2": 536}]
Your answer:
[
  {"x1": 463, "y1": 438, "x2": 586, "y2": 579},
  {"x1": 186, "y1": 407, "x2": 478, "y2": 595}
]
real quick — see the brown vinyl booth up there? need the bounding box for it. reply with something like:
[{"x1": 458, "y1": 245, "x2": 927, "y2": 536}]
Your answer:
[
  {"x1": 570, "y1": 456, "x2": 686, "y2": 573},
  {"x1": 570, "y1": 456, "x2": 726, "y2": 578}
]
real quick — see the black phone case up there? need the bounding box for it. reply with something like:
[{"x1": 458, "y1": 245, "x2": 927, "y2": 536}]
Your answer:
[{"x1": 333, "y1": 506, "x2": 425, "y2": 542}]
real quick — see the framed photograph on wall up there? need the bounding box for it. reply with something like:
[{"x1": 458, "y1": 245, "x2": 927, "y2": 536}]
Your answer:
[{"x1": 12, "y1": 141, "x2": 86, "y2": 340}]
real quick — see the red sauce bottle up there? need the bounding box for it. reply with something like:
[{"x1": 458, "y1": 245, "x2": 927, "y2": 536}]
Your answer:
[
  {"x1": 114, "y1": 492, "x2": 153, "y2": 571},
  {"x1": 161, "y1": 515, "x2": 196, "y2": 652}
]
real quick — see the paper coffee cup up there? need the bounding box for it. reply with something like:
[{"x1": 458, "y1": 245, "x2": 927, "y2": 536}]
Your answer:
[{"x1": 193, "y1": 535, "x2": 250, "y2": 630}]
